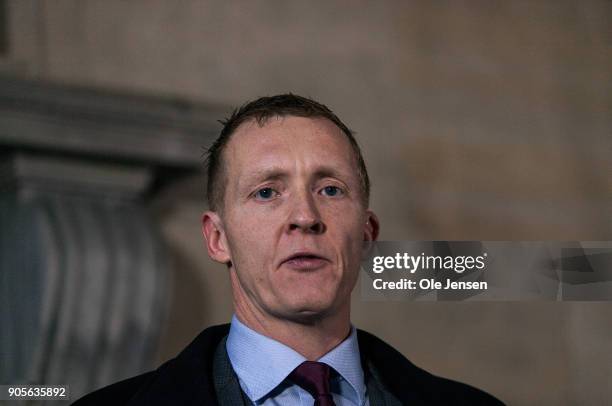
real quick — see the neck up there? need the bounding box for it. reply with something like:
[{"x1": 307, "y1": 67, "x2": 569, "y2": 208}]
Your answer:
[
  {"x1": 231, "y1": 275, "x2": 351, "y2": 360},
  {"x1": 235, "y1": 309, "x2": 351, "y2": 361}
]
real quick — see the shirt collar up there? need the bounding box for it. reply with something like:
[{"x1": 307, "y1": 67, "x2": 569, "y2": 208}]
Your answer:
[
  {"x1": 226, "y1": 315, "x2": 366, "y2": 404},
  {"x1": 319, "y1": 326, "x2": 366, "y2": 404}
]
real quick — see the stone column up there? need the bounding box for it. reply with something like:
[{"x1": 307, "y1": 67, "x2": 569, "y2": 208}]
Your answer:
[{"x1": 0, "y1": 75, "x2": 226, "y2": 401}]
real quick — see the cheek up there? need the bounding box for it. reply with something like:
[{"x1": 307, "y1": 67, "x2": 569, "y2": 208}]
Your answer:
[
  {"x1": 231, "y1": 233, "x2": 268, "y2": 269},
  {"x1": 225, "y1": 212, "x2": 281, "y2": 272},
  {"x1": 331, "y1": 206, "x2": 366, "y2": 240},
  {"x1": 338, "y1": 217, "x2": 368, "y2": 270}
]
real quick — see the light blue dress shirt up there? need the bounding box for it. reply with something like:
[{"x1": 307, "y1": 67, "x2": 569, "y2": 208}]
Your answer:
[{"x1": 226, "y1": 315, "x2": 369, "y2": 406}]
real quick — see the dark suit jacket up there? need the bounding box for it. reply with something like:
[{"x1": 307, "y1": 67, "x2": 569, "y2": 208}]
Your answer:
[{"x1": 73, "y1": 324, "x2": 504, "y2": 405}]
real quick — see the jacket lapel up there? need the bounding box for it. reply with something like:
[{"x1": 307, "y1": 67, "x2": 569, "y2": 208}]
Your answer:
[{"x1": 213, "y1": 336, "x2": 249, "y2": 406}]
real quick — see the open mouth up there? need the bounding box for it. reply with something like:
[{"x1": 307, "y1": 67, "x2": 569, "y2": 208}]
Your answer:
[{"x1": 281, "y1": 253, "x2": 329, "y2": 270}]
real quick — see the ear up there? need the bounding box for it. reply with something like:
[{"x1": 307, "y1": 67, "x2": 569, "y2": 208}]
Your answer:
[
  {"x1": 364, "y1": 209, "x2": 380, "y2": 242},
  {"x1": 201, "y1": 211, "x2": 232, "y2": 265}
]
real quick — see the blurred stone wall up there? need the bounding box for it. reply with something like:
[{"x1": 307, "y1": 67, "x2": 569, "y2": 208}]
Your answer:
[{"x1": 4, "y1": 1, "x2": 611, "y2": 404}]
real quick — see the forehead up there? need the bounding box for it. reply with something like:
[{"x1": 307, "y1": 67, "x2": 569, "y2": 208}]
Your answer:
[{"x1": 224, "y1": 116, "x2": 357, "y2": 176}]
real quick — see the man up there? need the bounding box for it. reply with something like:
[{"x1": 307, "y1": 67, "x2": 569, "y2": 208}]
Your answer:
[{"x1": 74, "y1": 94, "x2": 502, "y2": 405}]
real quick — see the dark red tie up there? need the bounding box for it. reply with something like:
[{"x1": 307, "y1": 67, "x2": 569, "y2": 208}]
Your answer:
[{"x1": 289, "y1": 361, "x2": 336, "y2": 406}]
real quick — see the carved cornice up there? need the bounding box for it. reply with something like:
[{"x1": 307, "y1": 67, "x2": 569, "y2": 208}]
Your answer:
[{"x1": 0, "y1": 75, "x2": 228, "y2": 167}]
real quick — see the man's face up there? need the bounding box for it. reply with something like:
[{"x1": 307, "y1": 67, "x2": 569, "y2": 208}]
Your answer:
[{"x1": 204, "y1": 116, "x2": 378, "y2": 323}]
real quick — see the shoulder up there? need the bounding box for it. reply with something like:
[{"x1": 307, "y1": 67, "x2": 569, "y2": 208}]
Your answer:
[
  {"x1": 71, "y1": 372, "x2": 155, "y2": 405},
  {"x1": 72, "y1": 324, "x2": 230, "y2": 406},
  {"x1": 357, "y1": 329, "x2": 505, "y2": 405}
]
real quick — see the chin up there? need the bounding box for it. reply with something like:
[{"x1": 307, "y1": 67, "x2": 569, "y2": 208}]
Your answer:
[
  {"x1": 283, "y1": 309, "x2": 331, "y2": 325},
  {"x1": 277, "y1": 297, "x2": 339, "y2": 324}
]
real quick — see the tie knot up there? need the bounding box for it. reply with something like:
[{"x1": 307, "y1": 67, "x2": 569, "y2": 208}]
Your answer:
[{"x1": 289, "y1": 361, "x2": 335, "y2": 405}]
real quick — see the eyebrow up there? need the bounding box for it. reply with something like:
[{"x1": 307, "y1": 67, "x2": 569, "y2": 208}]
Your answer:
[
  {"x1": 239, "y1": 165, "x2": 351, "y2": 190},
  {"x1": 312, "y1": 167, "x2": 350, "y2": 182},
  {"x1": 239, "y1": 167, "x2": 288, "y2": 190}
]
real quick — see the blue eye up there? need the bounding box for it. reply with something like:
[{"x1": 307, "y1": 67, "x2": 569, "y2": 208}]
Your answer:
[
  {"x1": 254, "y1": 187, "x2": 277, "y2": 200},
  {"x1": 321, "y1": 186, "x2": 342, "y2": 197}
]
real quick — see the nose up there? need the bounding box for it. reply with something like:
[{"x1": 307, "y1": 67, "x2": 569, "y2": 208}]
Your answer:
[{"x1": 287, "y1": 192, "x2": 325, "y2": 234}]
